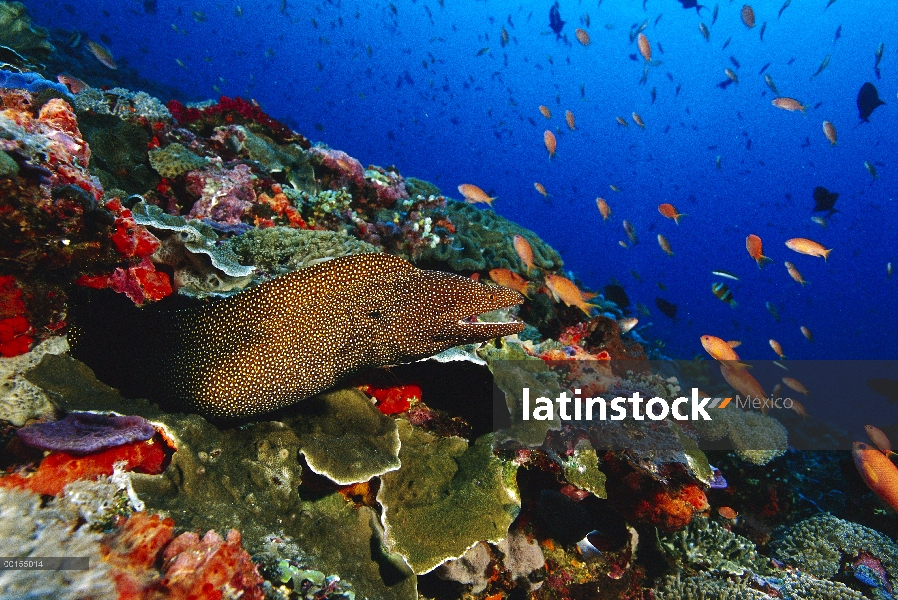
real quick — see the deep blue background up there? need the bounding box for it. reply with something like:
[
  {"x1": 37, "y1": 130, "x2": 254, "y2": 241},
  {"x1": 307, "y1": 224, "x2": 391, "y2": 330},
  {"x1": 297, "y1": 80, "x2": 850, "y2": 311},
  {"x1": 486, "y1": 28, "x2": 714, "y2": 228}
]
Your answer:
[{"x1": 26, "y1": 0, "x2": 897, "y2": 360}]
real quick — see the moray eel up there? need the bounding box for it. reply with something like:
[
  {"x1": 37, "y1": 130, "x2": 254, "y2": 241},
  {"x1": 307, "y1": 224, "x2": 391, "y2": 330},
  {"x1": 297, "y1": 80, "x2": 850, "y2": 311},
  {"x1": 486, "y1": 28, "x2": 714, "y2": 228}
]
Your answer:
[{"x1": 70, "y1": 253, "x2": 524, "y2": 417}]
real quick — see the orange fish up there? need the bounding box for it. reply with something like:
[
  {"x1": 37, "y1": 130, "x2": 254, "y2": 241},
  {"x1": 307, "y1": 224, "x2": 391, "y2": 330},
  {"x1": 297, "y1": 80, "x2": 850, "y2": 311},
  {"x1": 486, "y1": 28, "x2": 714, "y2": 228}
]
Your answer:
[
  {"x1": 637, "y1": 33, "x2": 652, "y2": 61},
  {"x1": 545, "y1": 274, "x2": 598, "y2": 316},
  {"x1": 86, "y1": 40, "x2": 118, "y2": 70},
  {"x1": 565, "y1": 110, "x2": 576, "y2": 130},
  {"x1": 657, "y1": 234, "x2": 674, "y2": 256},
  {"x1": 632, "y1": 112, "x2": 646, "y2": 128},
  {"x1": 718, "y1": 506, "x2": 738, "y2": 520},
  {"x1": 865, "y1": 425, "x2": 896, "y2": 457},
  {"x1": 700, "y1": 334, "x2": 742, "y2": 363},
  {"x1": 741, "y1": 5, "x2": 756, "y2": 28},
  {"x1": 539, "y1": 105, "x2": 552, "y2": 119},
  {"x1": 534, "y1": 182, "x2": 549, "y2": 197},
  {"x1": 791, "y1": 399, "x2": 809, "y2": 419},
  {"x1": 489, "y1": 268, "x2": 531, "y2": 298},
  {"x1": 596, "y1": 198, "x2": 611, "y2": 220},
  {"x1": 658, "y1": 203, "x2": 685, "y2": 224},
  {"x1": 785, "y1": 238, "x2": 831, "y2": 260},
  {"x1": 56, "y1": 73, "x2": 89, "y2": 94},
  {"x1": 769, "y1": 339, "x2": 786, "y2": 360},
  {"x1": 616, "y1": 116, "x2": 629, "y2": 127},
  {"x1": 784, "y1": 261, "x2": 808, "y2": 286},
  {"x1": 772, "y1": 97, "x2": 807, "y2": 113},
  {"x1": 720, "y1": 362, "x2": 768, "y2": 412},
  {"x1": 513, "y1": 235, "x2": 535, "y2": 272},
  {"x1": 544, "y1": 130, "x2": 557, "y2": 158},
  {"x1": 823, "y1": 121, "x2": 837, "y2": 145},
  {"x1": 575, "y1": 28, "x2": 591, "y2": 46},
  {"x1": 800, "y1": 326, "x2": 813, "y2": 342},
  {"x1": 745, "y1": 234, "x2": 772, "y2": 268},
  {"x1": 457, "y1": 184, "x2": 496, "y2": 206},
  {"x1": 852, "y1": 441, "x2": 898, "y2": 512},
  {"x1": 782, "y1": 376, "x2": 809, "y2": 396}
]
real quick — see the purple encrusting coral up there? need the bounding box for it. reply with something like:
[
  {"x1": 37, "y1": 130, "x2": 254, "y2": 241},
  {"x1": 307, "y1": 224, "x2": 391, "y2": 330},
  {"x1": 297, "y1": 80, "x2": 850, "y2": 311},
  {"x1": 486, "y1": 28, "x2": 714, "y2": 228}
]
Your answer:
[{"x1": 16, "y1": 412, "x2": 157, "y2": 455}]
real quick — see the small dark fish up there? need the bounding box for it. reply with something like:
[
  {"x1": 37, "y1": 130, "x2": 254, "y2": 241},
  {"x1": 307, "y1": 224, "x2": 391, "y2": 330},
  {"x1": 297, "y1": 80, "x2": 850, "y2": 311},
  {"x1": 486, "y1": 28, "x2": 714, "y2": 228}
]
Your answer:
[
  {"x1": 718, "y1": 78, "x2": 735, "y2": 90},
  {"x1": 143, "y1": 0, "x2": 157, "y2": 15},
  {"x1": 476, "y1": 47, "x2": 491, "y2": 56},
  {"x1": 721, "y1": 36, "x2": 731, "y2": 50},
  {"x1": 604, "y1": 284, "x2": 629, "y2": 308},
  {"x1": 868, "y1": 378, "x2": 898, "y2": 403},
  {"x1": 759, "y1": 21, "x2": 766, "y2": 41},
  {"x1": 658, "y1": 42, "x2": 665, "y2": 54},
  {"x1": 787, "y1": 57, "x2": 796, "y2": 65},
  {"x1": 857, "y1": 82, "x2": 885, "y2": 122},
  {"x1": 875, "y1": 42, "x2": 884, "y2": 69},
  {"x1": 778, "y1": 0, "x2": 791, "y2": 18},
  {"x1": 730, "y1": 56, "x2": 741, "y2": 68},
  {"x1": 712, "y1": 282, "x2": 737, "y2": 308},
  {"x1": 655, "y1": 297, "x2": 678, "y2": 319},
  {"x1": 809, "y1": 54, "x2": 831, "y2": 80},
  {"x1": 813, "y1": 186, "x2": 839, "y2": 213},
  {"x1": 549, "y1": 1, "x2": 565, "y2": 38},
  {"x1": 677, "y1": 0, "x2": 707, "y2": 14},
  {"x1": 651, "y1": 86, "x2": 657, "y2": 104},
  {"x1": 833, "y1": 25, "x2": 842, "y2": 44},
  {"x1": 825, "y1": 0, "x2": 837, "y2": 10},
  {"x1": 758, "y1": 62, "x2": 771, "y2": 75},
  {"x1": 712, "y1": 4, "x2": 719, "y2": 25}
]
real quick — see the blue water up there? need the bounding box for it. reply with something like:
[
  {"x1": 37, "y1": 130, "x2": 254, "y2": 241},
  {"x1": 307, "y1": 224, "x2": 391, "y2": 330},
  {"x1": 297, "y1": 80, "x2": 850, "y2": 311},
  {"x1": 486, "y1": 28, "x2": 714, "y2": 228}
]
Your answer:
[{"x1": 28, "y1": 0, "x2": 898, "y2": 360}]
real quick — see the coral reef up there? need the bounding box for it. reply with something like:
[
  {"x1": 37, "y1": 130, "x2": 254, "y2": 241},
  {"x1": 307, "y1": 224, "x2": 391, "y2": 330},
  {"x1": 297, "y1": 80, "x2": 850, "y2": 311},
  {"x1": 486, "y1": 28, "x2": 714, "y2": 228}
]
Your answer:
[
  {"x1": 378, "y1": 420, "x2": 520, "y2": 574},
  {"x1": 0, "y1": 70, "x2": 69, "y2": 97},
  {"x1": 228, "y1": 225, "x2": 379, "y2": 276},
  {"x1": 73, "y1": 88, "x2": 172, "y2": 124},
  {"x1": 0, "y1": 2, "x2": 54, "y2": 65},
  {"x1": 147, "y1": 141, "x2": 210, "y2": 178},
  {"x1": 131, "y1": 200, "x2": 254, "y2": 296},
  {"x1": 773, "y1": 513, "x2": 898, "y2": 582},
  {"x1": 659, "y1": 516, "x2": 765, "y2": 576},
  {"x1": 0, "y1": 335, "x2": 66, "y2": 425},
  {"x1": 15, "y1": 411, "x2": 156, "y2": 454},
  {"x1": 167, "y1": 96, "x2": 307, "y2": 147},
  {"x1": 692, "y1": 403, "x2": 788, "y2": 465},
  {"x1": 418, "y1": 200, "x2": 564, "y2": 273}
]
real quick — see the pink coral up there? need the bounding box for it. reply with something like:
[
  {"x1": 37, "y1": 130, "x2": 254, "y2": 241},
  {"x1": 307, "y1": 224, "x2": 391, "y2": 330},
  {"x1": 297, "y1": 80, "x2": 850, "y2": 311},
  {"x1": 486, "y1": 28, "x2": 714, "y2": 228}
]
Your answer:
[
  {"x1": 186, "y1": 163, "x2": 256, "y2": 226},
  {"x1": 307, "y1": 146, "x2": 366, "y2": 191},
  {"x1": 161, "y1": 529, "x2": 264, "y2": 600}
]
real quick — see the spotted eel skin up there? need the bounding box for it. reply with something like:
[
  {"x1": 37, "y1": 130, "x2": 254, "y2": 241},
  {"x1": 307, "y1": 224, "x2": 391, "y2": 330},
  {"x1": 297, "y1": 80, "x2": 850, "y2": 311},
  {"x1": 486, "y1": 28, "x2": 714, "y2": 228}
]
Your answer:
[{"x1": 128, "y1": 253, "x2": 524, "y2": 417}]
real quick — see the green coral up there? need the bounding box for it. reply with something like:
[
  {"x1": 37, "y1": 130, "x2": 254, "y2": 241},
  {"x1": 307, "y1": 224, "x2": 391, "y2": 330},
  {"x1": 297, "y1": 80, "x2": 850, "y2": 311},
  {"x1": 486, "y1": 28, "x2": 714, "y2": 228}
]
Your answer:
[
  {"x1": 223, "y1": 125, "x2": 316, "y2": 192},
  {"x1": 659, "y1": 517, "x2": 766, "y2": 577},
  {"x1": 0, "y1": 149, "x2": 18, "y2": 177},
  {"x1": 131, "y1": 201, "x2": 254, "y2": 296},
  {"x1": 73, "y1": 88, "x2": 172, "y2": 124},
  {"x1": 692, "y1": 403, "x2": 788, "y2": 465},
  {"x1": 147, "y1": 143, "x2": 210, "y2": 178},
  {"x1": 404, "y1": 177, "x2": 440, "y2": 198},
  {"x1": 0, "y1": 1, "x2": 53, "y2": 64},
  {"x1": 23, "y1": 355, "x2": 418, "y2": 599},
  {"x1": 773, "y1": 513, "x2": 898, "y2": 581},
  {"x1": 418, "y1": 200, "x2": 563, "y2": 273},
  {"x1": 562, "y1": 442, "x2": 607, "y2": 498},
  {"x1": 777, "y1": 571, "x2": 867, "y2": 599},
  {"x1": 378, "y1": 420, "x2": 521, "y2": 574},
  {"x1": 228, "y1": 226, "x2": 378, "y2": 276},
  {"x1": 652, "y1": 571, "x2": 770, "y2": 599},
  {"x1": 0, "y1": 335, "x2": 66, "y2": 425},
  {"x1": 291, "y1": 387, "x2": 400, "y2": 485},
  {"x1": 77, "y1": 113, "x2": 159, "y2": 195}
]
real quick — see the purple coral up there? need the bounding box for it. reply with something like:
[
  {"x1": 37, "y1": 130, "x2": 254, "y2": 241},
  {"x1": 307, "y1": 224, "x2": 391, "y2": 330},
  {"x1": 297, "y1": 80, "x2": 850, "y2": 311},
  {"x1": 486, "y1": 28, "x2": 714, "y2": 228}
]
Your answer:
[
  {"x1": 16, "y1": 412, "x2": 157, "y2": 455},
  {"x1": 186, "y1": 163, "x2": 256, "y2": 226}
]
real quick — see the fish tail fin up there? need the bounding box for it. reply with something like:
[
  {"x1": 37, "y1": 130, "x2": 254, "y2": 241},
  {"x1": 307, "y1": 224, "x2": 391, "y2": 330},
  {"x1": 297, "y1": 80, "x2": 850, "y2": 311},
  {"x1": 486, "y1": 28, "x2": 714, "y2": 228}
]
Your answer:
[
  {"x1": 580, "y1": 302, "x2": 599, "y2": 316},
  {"x1": 823, "y1": 248, "x2": 832, "y2": 261},
  {"x1": 757, "y1": 255, "x2": 773, "y2": 269},
  {"x1": 696, "y1": 4, "x2": 707, "y2": 14},
  {"x1": 729, "y1": 300, "x2": 738, "y2": 309}
]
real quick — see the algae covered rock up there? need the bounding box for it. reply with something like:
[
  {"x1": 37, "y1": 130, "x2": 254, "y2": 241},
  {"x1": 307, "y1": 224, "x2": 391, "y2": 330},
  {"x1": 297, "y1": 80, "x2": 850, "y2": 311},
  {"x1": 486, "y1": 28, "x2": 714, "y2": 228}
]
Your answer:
[
  {"x1": 378, "y1": 420, "x2": 521, "y2": 574},
  {"x1": 77, "y1": 113, "x2": 159, "y2": 195},
  {"x1": 419, "y1": 200, "x2": 563, "y2": 273},
  {"x1": 773, "y1": 512, "x2": 898, "y2": 581},
  {"x1": 562, "y1": 442, "x2": 607, "y2": 499},
  {"x1": 0, "y1": 336, "x2": 67, "y2": 425},
  {"x1": 228, "y1": 226, "x2": 379, "y2": 276}
]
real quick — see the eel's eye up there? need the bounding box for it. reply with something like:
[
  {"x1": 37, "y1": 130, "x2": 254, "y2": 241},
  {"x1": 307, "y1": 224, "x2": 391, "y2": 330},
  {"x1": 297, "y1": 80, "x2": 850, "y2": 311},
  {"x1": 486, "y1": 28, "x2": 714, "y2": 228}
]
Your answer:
[{"x1": 368, "y1": 310, "x2": 381, "y2": 319}]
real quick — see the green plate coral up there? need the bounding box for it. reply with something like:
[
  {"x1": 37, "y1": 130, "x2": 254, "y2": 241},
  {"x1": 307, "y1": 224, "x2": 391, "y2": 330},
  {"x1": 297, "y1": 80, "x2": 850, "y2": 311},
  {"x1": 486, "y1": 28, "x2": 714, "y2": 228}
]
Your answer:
[{"x1": 378, "y1": 420, "x2": 521, "y2": 574}]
